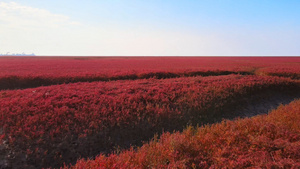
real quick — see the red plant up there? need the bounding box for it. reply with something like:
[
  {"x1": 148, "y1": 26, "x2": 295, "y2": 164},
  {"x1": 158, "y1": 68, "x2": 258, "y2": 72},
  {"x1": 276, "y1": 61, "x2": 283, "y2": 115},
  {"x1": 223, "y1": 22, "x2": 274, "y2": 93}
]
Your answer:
[
  {"x1": 0, "y1": 57, "x2": 299, "y2": 90},
  {"x1": 66, "y1": 99, "x2": 300, "y2": 169},
  {"x1": 255, "y1": 64, "x2": 300, "y2": 79},
  {"x1": 0, "y1": 57, "x2": 299, "y2": 168},
  {"x1": 0, "y1": 74, "x2": 299, "y2": 168}
]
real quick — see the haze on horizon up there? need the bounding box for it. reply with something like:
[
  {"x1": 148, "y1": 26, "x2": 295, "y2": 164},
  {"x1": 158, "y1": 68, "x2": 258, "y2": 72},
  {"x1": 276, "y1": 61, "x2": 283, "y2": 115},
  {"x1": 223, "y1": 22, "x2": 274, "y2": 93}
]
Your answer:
[{"x1": 0, "y1": 0, "x2": 300, "y2": 56}]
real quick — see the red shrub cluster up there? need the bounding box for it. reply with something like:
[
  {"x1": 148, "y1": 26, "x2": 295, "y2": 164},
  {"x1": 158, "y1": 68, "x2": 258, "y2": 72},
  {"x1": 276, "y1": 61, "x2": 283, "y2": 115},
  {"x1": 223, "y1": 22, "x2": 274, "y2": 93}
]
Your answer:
[
  {"x1": 0, "y1": 75, "x2": 299, "y2": 168},
  {"x1": 1, "y1": 57, "x2": 299, "y2": 90},
  {"x1": 1, "y1": 75, "x2": 296, "y2": 143},
  {"x1": 1, "y1": 57, "x2": 299, "y2": 168},
  {"x1": 255, "y1": 64, "x2": 300, "y2": 79},
  {"x1": 67, "y1": 99, "x2": 300, "y2": 169}
]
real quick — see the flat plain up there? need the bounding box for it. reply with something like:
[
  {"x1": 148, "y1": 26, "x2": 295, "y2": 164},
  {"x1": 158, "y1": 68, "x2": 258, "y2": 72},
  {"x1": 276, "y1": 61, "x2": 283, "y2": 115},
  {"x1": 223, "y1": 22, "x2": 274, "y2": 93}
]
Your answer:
[{"x1": 0, "y1": 57, "x2": 299, "y2": 168}]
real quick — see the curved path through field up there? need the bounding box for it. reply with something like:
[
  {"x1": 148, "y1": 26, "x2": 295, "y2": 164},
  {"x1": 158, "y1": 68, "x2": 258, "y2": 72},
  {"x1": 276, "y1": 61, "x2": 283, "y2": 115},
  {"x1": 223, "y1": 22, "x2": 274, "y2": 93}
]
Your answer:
[{"x1": 1, "y1": 82, "x2": 300, "y2": 169}]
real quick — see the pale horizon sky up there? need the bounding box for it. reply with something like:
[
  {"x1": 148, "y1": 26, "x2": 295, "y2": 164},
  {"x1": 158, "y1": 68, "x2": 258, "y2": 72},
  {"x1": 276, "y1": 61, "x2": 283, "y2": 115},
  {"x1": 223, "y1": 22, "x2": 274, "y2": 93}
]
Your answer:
[{"x1": 0, "y1": 0, "x2": 300, "y2": 56}]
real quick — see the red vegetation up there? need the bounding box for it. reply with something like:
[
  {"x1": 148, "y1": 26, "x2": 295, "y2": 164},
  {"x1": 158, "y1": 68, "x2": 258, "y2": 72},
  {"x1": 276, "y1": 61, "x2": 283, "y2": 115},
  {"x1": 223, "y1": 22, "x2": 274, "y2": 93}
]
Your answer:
[
  {"x1": 1, "y1": 75, "x2": 297, "y2": 143},
  {"x1": 67, "y1": 99, "x2": 300, "y2": 169},
  {"x1": 255, "y1": 64, "x2": 300, "y2": 79},
  {"x1": 0, "y1": 74, "x2": 299, "y2": 168},
  {"x1": 0, "y1": 57, "x2": 299, "y2": 90},
  {"x1": 0, "y1": 57, "x2": 299, "y2": 168}
]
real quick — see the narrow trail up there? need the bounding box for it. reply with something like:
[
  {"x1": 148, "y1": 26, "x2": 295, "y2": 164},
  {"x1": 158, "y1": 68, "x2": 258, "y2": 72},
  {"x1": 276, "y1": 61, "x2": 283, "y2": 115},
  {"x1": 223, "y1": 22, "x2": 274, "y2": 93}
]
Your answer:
[
  {"x1": 0, "y1": 71, "x2": 253, "y2": 91},
  {"x1": 1, "y1": 68, "x2": 298, "y2": 91},
  {"x1": 1, "y1": 85, "x2": 299, "y2": 168},
  {"x1": 0, "y1": 90, "x2": 300, "y2": 169},
  {"x1": 211, "y1": 90, "x2": 300, "y2": 123},
  {"x1": 93, "y1": 89, "x2": 300, "y2": 160},
  {"x1": 36, "y1": 91, "x2": 300, "y2": 168}
]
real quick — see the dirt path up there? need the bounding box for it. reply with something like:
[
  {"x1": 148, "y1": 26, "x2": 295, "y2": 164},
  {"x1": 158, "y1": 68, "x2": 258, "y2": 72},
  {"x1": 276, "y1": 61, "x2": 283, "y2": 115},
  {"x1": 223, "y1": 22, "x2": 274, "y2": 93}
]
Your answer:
[
  {"x1": 219, "y1": 90, "x2": 300, "y2": 121},
  {"x1": 1, "y1": 90, "x2": 299, "y2": 169}
]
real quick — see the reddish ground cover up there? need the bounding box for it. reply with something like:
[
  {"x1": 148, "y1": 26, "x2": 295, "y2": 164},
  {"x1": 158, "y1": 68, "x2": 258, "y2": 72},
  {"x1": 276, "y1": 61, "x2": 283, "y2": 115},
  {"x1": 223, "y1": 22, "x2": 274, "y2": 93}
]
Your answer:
[
  {"x1": 0, "y1": 57, "x2": 299, "y2": 168},
  {"x1": 0, "y1": 74, "x2": 299, "y2": 168},
  {"x1": 255, "y1": 64, "x2": 300, "y2": 79},
  {"x1": 0, "y1": 57, "x2": 299, "y2": 90},
  {"x1": 67, "y1": 99, "x2": 300, "y2": 169}
]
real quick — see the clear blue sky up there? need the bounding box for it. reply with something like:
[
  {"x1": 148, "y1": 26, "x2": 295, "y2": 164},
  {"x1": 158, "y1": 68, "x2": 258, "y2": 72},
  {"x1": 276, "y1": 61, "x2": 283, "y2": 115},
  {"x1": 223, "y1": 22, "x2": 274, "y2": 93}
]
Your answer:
[{"x1": 1, "y1": 0, "x2": 300, "y2": 56}]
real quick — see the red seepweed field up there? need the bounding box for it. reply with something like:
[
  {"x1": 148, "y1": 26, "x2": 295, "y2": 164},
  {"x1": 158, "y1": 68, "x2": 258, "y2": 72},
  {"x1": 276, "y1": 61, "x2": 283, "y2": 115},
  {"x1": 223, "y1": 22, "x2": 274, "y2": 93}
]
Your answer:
[
  {"x1": 0, "y1": 57, "x2": 299, "y2": 168},
  {"x1": 1, "y1": 57, "x2": 299, "y2": 90},
  {"x1": 68, "y1": 99, "x2": 300, "y2": 169}
]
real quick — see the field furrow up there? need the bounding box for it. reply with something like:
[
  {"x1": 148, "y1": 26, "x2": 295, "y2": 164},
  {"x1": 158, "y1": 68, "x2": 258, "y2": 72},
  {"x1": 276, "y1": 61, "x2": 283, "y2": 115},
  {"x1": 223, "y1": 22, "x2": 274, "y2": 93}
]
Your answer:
[
  {"x1": 66, "y1": 99, "x2": 300, "y2": 169},
  {"x1": 1, "y1": 57, "x2": 299, "y2": 90},
  {"x1": 0, "y1": 75, "x2": 299, "y2": 168}
]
